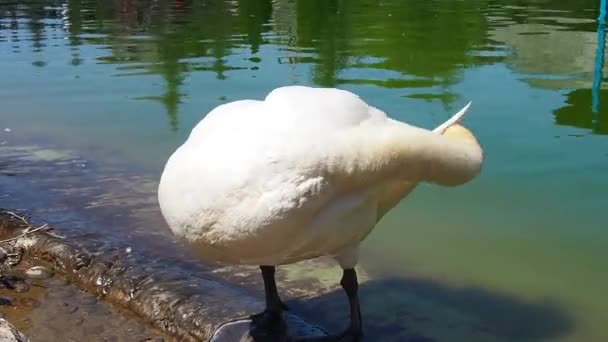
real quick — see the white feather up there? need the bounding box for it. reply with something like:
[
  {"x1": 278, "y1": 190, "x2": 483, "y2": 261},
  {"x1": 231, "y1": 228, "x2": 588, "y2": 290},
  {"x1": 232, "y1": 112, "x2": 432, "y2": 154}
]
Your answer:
[{"x1": 157, "y1": 86, "x2": 482, "y2": 268}]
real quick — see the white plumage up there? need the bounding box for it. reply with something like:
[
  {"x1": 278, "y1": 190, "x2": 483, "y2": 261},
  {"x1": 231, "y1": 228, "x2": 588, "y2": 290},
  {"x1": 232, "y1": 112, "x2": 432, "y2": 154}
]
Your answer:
[
  {"x1": 157, "y1": 85, "x2": 483, "y2": 339},
  {"x1": 158, "y1": 85, "x2": 482, "y2": 268}
]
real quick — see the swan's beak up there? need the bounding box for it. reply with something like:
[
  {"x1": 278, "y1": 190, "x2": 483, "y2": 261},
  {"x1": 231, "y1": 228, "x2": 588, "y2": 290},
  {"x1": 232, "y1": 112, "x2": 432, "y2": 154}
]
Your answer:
[{"x1": 433, "y1": 101, "x2": 472, "y2": 134}]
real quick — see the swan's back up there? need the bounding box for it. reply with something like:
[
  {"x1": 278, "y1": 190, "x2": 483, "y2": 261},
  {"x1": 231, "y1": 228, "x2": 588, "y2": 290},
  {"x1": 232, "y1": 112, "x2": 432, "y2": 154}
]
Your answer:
[
  {"x1": 158, "y1": 86, "x2": 483, "y2": 265},
  {"x1": 189, "y1": 86, "x2": 386, "y2": 141},
  {"x1": 158, "y1": 86, "x2": 387, "y2": 245}
]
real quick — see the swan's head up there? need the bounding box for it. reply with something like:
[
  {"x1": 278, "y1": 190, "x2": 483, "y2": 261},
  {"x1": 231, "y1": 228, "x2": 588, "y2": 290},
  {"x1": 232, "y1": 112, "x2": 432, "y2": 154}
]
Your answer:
[
  {"x1": 442, "y1": 124, "x2": 482, "y2": 153},
  {"x1": 424, "y1": 103, "x2": 484, "y2": 186}
]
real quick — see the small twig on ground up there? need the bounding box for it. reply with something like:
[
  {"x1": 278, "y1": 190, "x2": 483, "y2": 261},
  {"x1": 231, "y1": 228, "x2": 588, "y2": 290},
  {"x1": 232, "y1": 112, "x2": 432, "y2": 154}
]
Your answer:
[
  {"x1": 3, "y1": 210, "x2": 64, "y2": 240},
  {"x1": 0, "y1": 223, "x2": 49, "y2": 244},
  {"x1": 45, "y1": 230, "x2": 66, "y2": 239},
  {"x1": 5, "y1": 211, "x2": 28, "y2": 225}
]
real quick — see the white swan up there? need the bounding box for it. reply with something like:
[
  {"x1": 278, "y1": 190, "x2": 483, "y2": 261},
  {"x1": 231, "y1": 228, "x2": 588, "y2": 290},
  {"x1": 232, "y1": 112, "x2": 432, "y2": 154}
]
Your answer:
[{"x1": 158, "y1": 86, "x2": 483, "y2": 341}]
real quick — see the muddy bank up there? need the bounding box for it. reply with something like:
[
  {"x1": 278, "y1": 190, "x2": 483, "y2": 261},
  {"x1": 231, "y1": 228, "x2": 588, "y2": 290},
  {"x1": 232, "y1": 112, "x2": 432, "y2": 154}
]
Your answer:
[
  {"x1": 0, "y1": 210, "x2": 326, "y2": 341},
  {"x1": 0, "y1": 269, "x2": 167, "y2": 341}
]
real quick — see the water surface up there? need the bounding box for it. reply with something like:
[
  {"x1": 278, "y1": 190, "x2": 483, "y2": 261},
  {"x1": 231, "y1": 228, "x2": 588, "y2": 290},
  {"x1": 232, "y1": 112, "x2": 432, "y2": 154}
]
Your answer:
[{"x1": 1, "y1": 0, "x2": 607, "y2": 341}]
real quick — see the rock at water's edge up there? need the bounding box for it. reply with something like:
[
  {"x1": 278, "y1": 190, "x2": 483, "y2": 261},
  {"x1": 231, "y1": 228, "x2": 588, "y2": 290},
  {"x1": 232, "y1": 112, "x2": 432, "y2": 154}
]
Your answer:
[{"x1": 0, "y1": 318, "x2": 30, "y2": 342}]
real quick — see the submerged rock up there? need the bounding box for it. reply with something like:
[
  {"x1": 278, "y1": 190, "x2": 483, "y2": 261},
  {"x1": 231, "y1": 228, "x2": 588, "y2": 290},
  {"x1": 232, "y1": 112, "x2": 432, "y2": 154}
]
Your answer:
[
  {"x1": 5, "y1": 247, "x2": 24, "y2": 266},
  {"x1": 25, "y1": 266, "x2": 54, "y2": 280},
  {"x1": 0, "y1": 318, "x2": 29, "y2": 342},
  {"x1": 0, "y1": 275, "x2": 28, "y2": 293},
  {"x1": 0, "y1": 296, "x2": 15, "y2": 306},
  {"x1": 12, "y1": 282, "x2": 29, "y2": 293}
]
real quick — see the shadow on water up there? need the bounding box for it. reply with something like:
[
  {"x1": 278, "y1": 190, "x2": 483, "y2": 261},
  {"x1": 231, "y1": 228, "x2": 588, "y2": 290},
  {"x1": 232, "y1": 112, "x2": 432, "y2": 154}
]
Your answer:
[{"x1": 288, "y1": 276, "x2": 573, "y2": 341}]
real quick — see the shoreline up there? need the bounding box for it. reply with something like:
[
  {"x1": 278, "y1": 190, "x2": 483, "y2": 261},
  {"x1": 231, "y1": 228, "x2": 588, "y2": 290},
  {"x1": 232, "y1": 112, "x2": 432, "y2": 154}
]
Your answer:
[
  {"x1": 0, "y1": 139, "x2": 333, "y2": 340},
  {"x1": 2, "y1": 137, "x2": 578, "y2": 341},
  {"x1": 0, "y1": 135, "x2": 361, "y2": 341},
  {"x1": 0, "y1": 209, "x2": 327, "y2": 341}
]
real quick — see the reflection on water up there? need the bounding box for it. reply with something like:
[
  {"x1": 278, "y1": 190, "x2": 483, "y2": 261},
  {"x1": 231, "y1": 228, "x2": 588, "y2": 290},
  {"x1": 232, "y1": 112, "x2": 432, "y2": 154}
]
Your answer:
[
  {"x1": 1, "y1": 0, "x2": 608, "y2": 341},
  {"x1": 1, "y1": 0, "x2": 605, "y2": 131},
  {"x1": 555, "y1": 89, "x2": 608, "y2": 134}
]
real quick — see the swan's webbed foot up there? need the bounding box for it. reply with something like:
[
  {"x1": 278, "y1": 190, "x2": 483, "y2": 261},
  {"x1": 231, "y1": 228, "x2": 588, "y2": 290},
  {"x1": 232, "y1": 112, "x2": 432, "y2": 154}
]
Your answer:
[
  {"x1": 252, "y1": 266, "x2": 363, "y2": 342},
  {"x1": 250, "y1": 309, "x2": 288, "y2": 341},
  {"x1": 250, "y1": 265, "x2": 289, "y2": 341}
]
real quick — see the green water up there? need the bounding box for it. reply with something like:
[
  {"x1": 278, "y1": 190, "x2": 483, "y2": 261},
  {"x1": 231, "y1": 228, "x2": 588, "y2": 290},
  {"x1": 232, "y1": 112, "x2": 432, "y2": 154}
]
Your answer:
[{"x1": 1, "y1": 0, "x2": 607, "y2": 340}]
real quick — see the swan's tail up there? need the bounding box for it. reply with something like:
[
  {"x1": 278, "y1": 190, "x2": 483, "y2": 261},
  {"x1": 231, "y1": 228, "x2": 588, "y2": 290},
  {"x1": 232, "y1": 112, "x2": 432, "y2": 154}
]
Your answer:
[{"x1": 432, "y1": 101, "x2": 472, "y2": 134}]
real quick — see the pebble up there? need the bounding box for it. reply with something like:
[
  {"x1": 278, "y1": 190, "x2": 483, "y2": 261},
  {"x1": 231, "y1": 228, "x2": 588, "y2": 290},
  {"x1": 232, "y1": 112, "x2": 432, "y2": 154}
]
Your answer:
[
  {"x1": 0, "y1": 276, "x2": 25, "y2": 291},
  {"x1": 0, "y1": 296, "x2": 15, "y2": 306},
  {"x1": 25, "y1": 266, "x2": 54, "y2": 280},
  {"x1": 6, "y1": 248, "x2": 24, "y2": 266},
  {"x1": 12, "y1": 282, "x2": 29, "y2": 293}
]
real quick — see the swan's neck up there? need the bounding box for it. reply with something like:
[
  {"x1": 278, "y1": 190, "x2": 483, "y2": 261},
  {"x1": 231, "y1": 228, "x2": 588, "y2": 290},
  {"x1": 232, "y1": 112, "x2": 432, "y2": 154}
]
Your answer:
[{"x1": 326, "y1": 120, "x2": 483, "y2": 188}]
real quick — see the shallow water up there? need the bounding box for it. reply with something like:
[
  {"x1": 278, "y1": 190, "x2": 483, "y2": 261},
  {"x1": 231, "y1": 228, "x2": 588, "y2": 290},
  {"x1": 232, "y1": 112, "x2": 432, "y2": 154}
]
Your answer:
[
  {"x1": 1, "y1": 0, "x2": 607, "y2": 341},
  {"x1": 0, "y1": 270, "x2": 168, "y2": 342}
]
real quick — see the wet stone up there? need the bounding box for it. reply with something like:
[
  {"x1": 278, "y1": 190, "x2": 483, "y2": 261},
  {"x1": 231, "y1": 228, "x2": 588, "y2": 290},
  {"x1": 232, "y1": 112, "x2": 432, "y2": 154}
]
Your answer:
[
  {"x1": 0, "y1": 296, "x2": 15, "y2": 306},
  {"x1": 0, "y1": 275, "x2": 30, "y2": 293},
  {"x1": 25, "y1": 278, "x2": 47, "y2": 289},
  {"x1": 0, "y1": 210, "x2": 325, "y2": 341},
  {"x1": 6, "y1": 248, "x2": 23, "y2": 266},
  {"x1": 24, "y1": 266, "x2": 54, "y2": 280},
  {"x1": 47, "y1": 277, "x2": 68, "y2": 286},
  {"x1": 12, "y1": 282, "x2": 29, "y2": 293},
  {"x1": 0, "y1": 318, "x2": 30, "y2": 342},
  {"x1": 0, "y1": 275, "x2": 20, "y2": 289}
]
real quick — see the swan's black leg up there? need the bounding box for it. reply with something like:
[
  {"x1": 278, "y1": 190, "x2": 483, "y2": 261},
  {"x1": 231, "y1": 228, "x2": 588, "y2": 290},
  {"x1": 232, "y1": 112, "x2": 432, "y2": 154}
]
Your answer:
[
  {"x1": 339, "y1": 268, "x2": 363, "y2": 341},
  {"x1": 250, "y1": 265, "x2": 288, "y2": 341},
  {"x1": 296, "y1": 268, "x2": 363, "y2": 342},
  {"x1": 261, "y1": 265, "x2": 289, "y2": 312}
]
